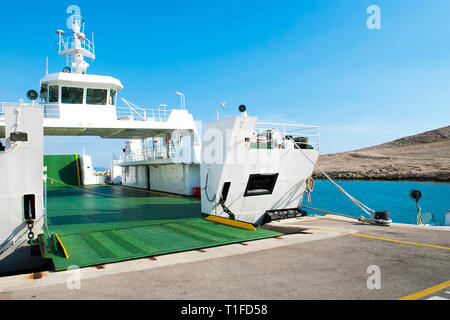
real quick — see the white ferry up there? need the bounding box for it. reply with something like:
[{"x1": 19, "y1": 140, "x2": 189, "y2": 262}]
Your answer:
[{"x1": 0, "y1": 13, "x2": 320, "y2": 274}]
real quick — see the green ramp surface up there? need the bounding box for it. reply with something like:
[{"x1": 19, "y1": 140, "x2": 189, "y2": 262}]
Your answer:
[{"x1": 43, "y1": 185, "x2": 281, "y2": 271}]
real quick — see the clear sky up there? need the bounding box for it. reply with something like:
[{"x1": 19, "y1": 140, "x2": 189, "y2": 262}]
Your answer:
[{"x1": 1, "y1": 1, "x2": 449, "y2": 168}]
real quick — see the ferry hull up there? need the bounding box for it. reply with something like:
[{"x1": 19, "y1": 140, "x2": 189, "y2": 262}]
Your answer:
[{"x1": 201, "y1": 115, "x2": 319, "y2": 225}]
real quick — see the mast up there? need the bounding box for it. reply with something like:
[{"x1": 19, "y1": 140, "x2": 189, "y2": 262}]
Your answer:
[{"x1": 56, "y1": 15, "x2": 95, "y2": 74}]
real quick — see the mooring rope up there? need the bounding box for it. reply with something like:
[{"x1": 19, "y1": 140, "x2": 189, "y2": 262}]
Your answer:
[
  {"x1": 299, "y1": 205, "x2": 362, "y2": 221},
  {"x1": 288, "y1": 137, "x2": 375, "y2": 219},
  {"x1": 305, "y1": 176, "x2": 314, "y2": 204}
]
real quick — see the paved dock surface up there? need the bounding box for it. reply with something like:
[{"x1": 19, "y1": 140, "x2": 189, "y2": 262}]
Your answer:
[{"x1": 0, "y1": 215, "x2": 449, "y2": 300}]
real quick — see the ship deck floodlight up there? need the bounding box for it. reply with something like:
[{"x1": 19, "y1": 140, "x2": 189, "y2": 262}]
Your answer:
[
  {"x1": 217, "y1": 102, "x2": 226, "y2": 120},
  {"x1": 175, "y1": 92, "x2": 185, "y2": 109}
]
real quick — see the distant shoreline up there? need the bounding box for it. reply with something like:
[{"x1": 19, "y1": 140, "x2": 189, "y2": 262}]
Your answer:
[
  {"x1": 311, "y1": 174, "x2": 450, "y2": 183},
  {"x1": 312, "y1": 125, "x2": 449, "y2": 184}
]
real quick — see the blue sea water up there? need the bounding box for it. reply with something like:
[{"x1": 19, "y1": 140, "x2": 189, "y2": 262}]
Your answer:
[{"x1": 302, "y1": 180, "x2": 450, "y2": 225}]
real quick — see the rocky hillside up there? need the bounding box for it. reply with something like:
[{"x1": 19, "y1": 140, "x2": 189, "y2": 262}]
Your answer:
[{"x1": 313, "y1": 126, "x2": 450, "y2": 181}]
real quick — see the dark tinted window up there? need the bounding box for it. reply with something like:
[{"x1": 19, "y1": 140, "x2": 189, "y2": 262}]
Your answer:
[
  {"x1": 87, "y1": 89, "x2": 107, "y2": 105},
  {"x1": 244, "y1": 173, "x2": 279, "y2": 197},
  {"x1": 61, "y1": 87, "x2": 83, "y2": 104},
  {"x1": 49, "y1": 85, "x2": 59, "y2": 103},
  {"x1": 109, "y1": 89, "x2": 116, "y2": 105}
]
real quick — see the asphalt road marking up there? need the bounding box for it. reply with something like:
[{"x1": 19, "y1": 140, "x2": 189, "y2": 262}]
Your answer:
[
  {"x1": 426, "y1": 296, "x2": 448, "y2": 300},
  {"x1": 398, "y1": 280, "x2": 450, "y2": 300},
  {"x1": 310, "y1": 228, "x2": 450, "y2": 251}
]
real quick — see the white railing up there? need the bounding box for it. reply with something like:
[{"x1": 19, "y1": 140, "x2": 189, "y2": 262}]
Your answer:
[
  {"x1": 80, "y1": 36, "x2": 95, "y2": 57},
  {"x1": 2, "y1": 100, "x2": 177, "y2": 122},
  {"x1": 59, "y1": 35, "x2": 95, "y2": 60},
  {"x1": 0, "y1": 102, "x2": 20, "y2": 119},
  {"x1": 116, "y1": 99, "x2": 175, "y2": 122},
  {"x1": 0, "y1": 102, "x2": 59, "y2": 119},
  {"x1": 0, "y1": 102, "x2": 61, "y2": 120},
  {"x1": 254, "y1": 121, "x2": 320, "y2": 151},
  {"x1": 113, "y1": 143, "x2": 177, "y2": 163},
  {"x1": 42, "y1": 104, "x2": 60, "y2": 119}
]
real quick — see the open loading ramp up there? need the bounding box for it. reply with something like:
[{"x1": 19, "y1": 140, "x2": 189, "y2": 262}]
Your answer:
[
  {"x1": 40, "y1": 185, "x2": 281, "y2": 271},
  {"x1": 44, "y1": 155, "x2": 82, "y2": 187}
]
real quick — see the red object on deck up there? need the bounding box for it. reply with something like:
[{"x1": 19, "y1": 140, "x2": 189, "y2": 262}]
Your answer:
[{"x1": 193, "y1": 187, "x2": 201, "y2": 198}]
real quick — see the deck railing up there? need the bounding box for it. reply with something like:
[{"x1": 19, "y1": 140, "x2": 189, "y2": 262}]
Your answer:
[
  {"x1": 42, "y1": 104, "x2": 60, "y2": 119},
  {"x1": 116, "y1": 99, "x2": 174, "y2": 122},
  {"x1": 0, "y1": 102, "x2": 20, "y2": 119},
  {"x1": 113, "y1": 143, "x2": 177, "y2": 164},
  {"x1": 0, "y1": 102, "x2": 61, "y2": 120},
  {"x1": 1, "y1": 99, "x2": 182, "y2": 123},
  {"x1": 254, "y1": 121, "x2": 320, "y2": 151},
  {"x1": 58, "y1": 35, "x2": 95, "y2": 60}
]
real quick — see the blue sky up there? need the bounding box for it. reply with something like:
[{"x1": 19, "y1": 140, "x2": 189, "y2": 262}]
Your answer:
[{"x1": 1, "y1": 1, "x2": 449, "y2": 168}]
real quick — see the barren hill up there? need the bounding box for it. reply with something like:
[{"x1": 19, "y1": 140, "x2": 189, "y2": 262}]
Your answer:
[{"x1": 313, "y1": 126, "x2": 450, "y2": 181}]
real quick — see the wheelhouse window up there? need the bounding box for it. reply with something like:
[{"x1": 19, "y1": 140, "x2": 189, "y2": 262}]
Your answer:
[
  {"x1": 40, "y1": 84, "x2": 48, "y2": 102},
  {"x1": 109, "y1": 89, "x2": 116, "y2": 105},
  {"x1": 87, "y1": 89, "x2": 107, "y2": 105},
  {"x1": 49, "y1": 85, "x2": 59, "y2": 103},
  {"x1": 61, "y1": 87, "x2": 83, "y2": 104}
]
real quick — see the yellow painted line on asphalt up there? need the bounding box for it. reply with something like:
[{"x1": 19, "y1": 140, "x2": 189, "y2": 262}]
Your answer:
[
  {"x1": 120, "y1": 185, "x2": 183, "y2": 198},
  {"x1": 310, "y1": 228, "x2": 450, "y2": 251},
  {"x1": 398, "y1": 280, "x2": 450, "y2": 300}
]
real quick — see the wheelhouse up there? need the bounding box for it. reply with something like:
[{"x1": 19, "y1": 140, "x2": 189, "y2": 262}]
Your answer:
[{"x1": 39, "y1": 72, "x2": 123, "y2": 121}]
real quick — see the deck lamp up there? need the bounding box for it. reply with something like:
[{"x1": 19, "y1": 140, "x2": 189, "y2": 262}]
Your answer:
[
  {"x1": 175, "y1": 92, "x2": 185, "y2": 109},
  {"x1": 217, "y1": 102, "x2": 226, "y2": 120}
]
